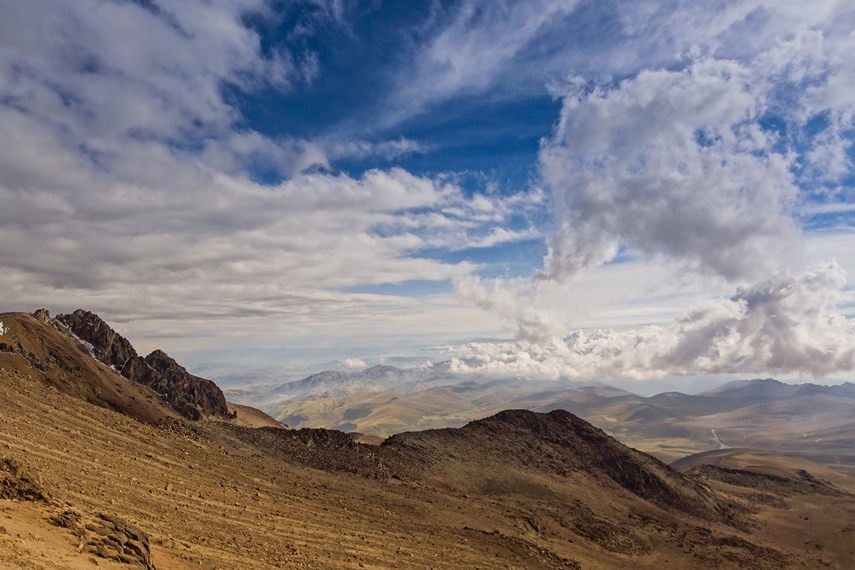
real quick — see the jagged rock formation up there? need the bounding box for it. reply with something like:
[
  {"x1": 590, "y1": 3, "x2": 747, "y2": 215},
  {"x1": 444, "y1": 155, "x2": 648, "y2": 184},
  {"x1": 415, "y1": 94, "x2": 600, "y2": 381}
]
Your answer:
[
  {"x1": 57, "y1": 309, "x2": 230, "y2": 421},
  {"x1": 0, "y1": 310, "x2": 176, "y2": 423}
]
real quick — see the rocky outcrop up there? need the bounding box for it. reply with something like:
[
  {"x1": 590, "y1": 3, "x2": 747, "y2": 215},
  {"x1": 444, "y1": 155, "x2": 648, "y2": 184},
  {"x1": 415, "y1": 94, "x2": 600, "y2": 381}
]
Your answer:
[
  {"x1": 84, "y1": 513, "x2": 157, "y2": 569},
  {"x1": 1, "y1": 457, "x2": 51, "y2": 502},
  {"x1": 57, "y1": 309, "x2": 230, "y2": 421},
  {"x1": 143, "y1": 349, "x2": 231, "y2": 421}
]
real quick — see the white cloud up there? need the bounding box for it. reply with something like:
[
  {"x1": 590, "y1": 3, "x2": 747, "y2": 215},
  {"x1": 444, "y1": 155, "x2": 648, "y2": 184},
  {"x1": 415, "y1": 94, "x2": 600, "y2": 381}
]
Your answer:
[
  {"x1": 323, "y1": 137, "x2": 428, "y2": 162},
  {"x1": 540, "y1": 52, "x2": 807, "y2": 283},
  {"x1": 451, "y1": 262, "x2": 855, "y2": 380},
  {"x1": 0, "y1": 1, "x2": 536, "y2": 351},
  {"x1": 342, "y1": 357, "x2": 366, "y2": 369},
  {"x1": 452, "y1": 5, "x2": 855, "y2": 378},
  {"x1": 384, "y1": 0, "x2": 583, "y2": 124}
]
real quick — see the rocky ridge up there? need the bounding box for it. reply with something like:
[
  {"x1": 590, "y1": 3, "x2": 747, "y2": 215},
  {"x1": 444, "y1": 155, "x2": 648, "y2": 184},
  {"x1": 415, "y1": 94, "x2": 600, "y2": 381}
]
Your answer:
[
  {"x1": 383, "y1": 409, "x2": 728, "y2": 520},
  {"x1": 56, "y1": 309, "x2": 230, "y2": 421},
  {"x1": 0, "y1": 310, "x2": 177, "y2": 423}
]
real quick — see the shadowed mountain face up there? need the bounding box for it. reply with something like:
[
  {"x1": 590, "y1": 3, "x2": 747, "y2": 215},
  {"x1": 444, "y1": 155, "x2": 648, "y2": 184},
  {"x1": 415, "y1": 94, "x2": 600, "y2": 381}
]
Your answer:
[
  {"x1": 383, "y1": 409, "x2": 726, "y2": 520},
  {"x1": 57, "y1": 309, "x2": 230, "y2": 420}
]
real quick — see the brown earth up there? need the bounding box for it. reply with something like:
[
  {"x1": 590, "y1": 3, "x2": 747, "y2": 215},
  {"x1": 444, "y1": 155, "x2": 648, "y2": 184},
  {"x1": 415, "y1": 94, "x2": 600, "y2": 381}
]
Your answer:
[
  {"x1": 0, "y1": 312, "x2": 178, "y2": 424},
  {"x1": 3, "y1": 368, "x2": 855, "y2": 569},
  {"x1": 2, "y1": 310, "x2": 855, "y2": 569},
  {"x1": 224, "y1": 403, "x2": 288, "y2": 430}
]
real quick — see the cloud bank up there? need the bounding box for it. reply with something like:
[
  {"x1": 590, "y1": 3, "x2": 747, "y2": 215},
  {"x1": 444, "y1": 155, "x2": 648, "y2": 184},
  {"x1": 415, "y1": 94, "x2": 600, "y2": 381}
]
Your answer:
[
  {"x1": 0, "y1": 0, "x2": 537, "y2": 344},
  {"x1": 1, "y1": 1, "x2": 854, "y2": 376},
  {"x1": 455, "y1": 5, "x2": 855, "y2": 378},
  {"x1": 452, "y1": 262, "x2": 855, "y2": 380}
]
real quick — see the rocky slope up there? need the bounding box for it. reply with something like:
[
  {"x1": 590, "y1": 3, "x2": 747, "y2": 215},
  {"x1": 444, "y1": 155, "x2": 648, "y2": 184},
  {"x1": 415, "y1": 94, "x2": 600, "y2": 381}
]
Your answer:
[
  {"x1": 56, "y1": 309, "x2": 230, "y2": 420},
  {"x1": 0, "y1": 310, "x2": 177, "y2": 423}
]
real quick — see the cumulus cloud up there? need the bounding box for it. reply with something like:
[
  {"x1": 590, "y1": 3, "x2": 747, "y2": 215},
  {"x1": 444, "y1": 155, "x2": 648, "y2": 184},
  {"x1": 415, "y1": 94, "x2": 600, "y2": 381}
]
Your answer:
[
  {"x1": 342, "y1": 357, "x2": 367, "y2": 369},
  {"x1": 451, "y1": 262, "x2": 855, "y2": 379},
  {"x1": 540, "y1": 53, "x2": 803, "y2": 282},
  {"x1": 453, "y1": 4, "x2": 855, "y2": 377}
]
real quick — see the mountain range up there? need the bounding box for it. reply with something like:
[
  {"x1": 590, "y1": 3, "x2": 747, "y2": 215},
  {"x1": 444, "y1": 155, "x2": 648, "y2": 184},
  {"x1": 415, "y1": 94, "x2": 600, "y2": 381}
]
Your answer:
[
  {"x1": 226, "y1": 361, "x2": 855, "y2": 472},
  {"x1": 1, "y1": 308, "x2": 854, "y2": 569}
]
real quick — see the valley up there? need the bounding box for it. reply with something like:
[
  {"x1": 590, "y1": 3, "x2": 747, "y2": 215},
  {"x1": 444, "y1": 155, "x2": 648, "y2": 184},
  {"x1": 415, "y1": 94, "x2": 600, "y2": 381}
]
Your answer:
[
  {"x1": 2, "y1": 310, "x2": 855, "y2": 569},
  {"x1": 228, "y1": 366, "x2": 855, "y2": 471}
]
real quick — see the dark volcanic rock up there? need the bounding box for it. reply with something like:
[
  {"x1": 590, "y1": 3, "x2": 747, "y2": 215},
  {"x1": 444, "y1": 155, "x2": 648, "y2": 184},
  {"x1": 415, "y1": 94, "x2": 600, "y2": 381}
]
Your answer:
[
  {"x1": 144, "y1": 349, "x2": 230, "y2": 420},
  {"x1": 57, "y1": 309, "x2": 229, "y2": 420}
]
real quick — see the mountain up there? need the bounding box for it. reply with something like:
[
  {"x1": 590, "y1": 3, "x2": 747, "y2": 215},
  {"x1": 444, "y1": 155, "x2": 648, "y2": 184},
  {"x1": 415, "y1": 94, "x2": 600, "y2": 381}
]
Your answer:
[
  {"x1": 0, "y1": 310, "x2": 178, "y2": 424},
  {"x1": 2, "y1": 310, "x2": 855, "y2": 568},
  {"x1": 259, "y1": 371, "x2": 855, "y2": 471},
  {"x1": 268, "y1": 362, "x2": 455, "y2": 400},
  {"x1": 382, "y1": 409, "x2": 726, "y2": 519},
  {"x1": 704, "y1": 377, "x2": 855, "y2": 400},
  {"x1": 57, "y1": 309, "x2": 231, "y2": 420}
]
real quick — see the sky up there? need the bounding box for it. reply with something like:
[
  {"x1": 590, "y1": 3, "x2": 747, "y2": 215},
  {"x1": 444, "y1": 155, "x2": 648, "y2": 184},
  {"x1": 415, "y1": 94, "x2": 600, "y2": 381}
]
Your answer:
[{"x1": 2, "y1": 0, "x2": 855, "y2": 383}]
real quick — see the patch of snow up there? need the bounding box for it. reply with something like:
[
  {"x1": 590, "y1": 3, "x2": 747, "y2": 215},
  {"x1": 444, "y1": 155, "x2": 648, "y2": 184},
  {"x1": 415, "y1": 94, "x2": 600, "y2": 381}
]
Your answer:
[
  {"x1": 0, "y1": 321, "x2": 7, "y2": 336},
  {"x1": 66, "y1": 329, "x2": 96, "y2": 358}
]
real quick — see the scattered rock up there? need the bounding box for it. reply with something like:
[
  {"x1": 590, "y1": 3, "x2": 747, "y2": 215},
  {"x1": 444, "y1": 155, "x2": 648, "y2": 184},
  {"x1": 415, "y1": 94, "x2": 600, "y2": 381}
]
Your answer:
[
  {"x1": 0, "y1": 457, "x2": 51, "y2": 502},
  {"x1": 50, "y1": 509, "x2": 82, "y2": 529},
  {"x1": 82, "y1": 513, "x2": 156, "y2": 569}
]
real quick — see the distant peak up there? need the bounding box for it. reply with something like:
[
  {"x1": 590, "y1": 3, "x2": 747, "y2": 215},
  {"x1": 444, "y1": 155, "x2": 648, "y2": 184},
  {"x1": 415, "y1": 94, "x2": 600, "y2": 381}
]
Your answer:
[
  {"x1": 361, "y1": 364, "x2": 399, "y2": 373},
  {"x1": 31, "y1": 308, "x2": 52, "y2": 324}
]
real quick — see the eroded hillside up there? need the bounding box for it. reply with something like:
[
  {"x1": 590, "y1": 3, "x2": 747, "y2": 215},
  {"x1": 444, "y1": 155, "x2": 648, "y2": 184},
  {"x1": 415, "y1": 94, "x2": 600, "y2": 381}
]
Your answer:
[{"x1": 1, "y1": 310, "x2": 855, "y2": 569}]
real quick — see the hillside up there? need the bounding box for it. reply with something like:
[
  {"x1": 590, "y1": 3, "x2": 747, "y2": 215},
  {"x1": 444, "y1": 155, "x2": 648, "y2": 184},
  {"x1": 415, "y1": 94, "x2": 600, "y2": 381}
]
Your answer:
[
  {"x1": 2, "y1": 309, "x2": 855, "y2": 568},
  {"x1": 6, "y1": 365, "x2": 855, "y2": 569},
  {"x1": 0, "y1": 310, "x2": 178, "y2": 424}
]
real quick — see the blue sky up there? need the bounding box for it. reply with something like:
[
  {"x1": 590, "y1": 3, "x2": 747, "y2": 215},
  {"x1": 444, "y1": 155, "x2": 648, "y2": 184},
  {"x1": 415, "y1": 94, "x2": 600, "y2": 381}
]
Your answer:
[{"x1": 2, "y1": 0, "x2": 855, "y2": 381}]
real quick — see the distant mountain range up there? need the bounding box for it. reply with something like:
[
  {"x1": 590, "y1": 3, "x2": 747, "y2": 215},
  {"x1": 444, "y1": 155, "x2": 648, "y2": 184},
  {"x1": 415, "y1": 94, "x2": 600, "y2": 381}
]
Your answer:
[{"x1": 226, "y1": 363, "x2": 855, "y2": 473}]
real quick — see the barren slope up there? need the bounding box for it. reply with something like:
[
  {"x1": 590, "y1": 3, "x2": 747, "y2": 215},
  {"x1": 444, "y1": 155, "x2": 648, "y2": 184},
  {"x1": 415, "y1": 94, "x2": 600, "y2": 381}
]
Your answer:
[{"x1": 3, "y1": 313, "x2": 855, "y2": 569}]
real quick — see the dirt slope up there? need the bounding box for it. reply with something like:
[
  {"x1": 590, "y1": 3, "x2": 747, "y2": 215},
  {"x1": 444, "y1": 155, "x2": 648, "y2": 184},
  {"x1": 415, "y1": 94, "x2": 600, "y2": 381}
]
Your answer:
[{"x1": 3, "y1": 314, "x2": 855, "y2": 569}]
